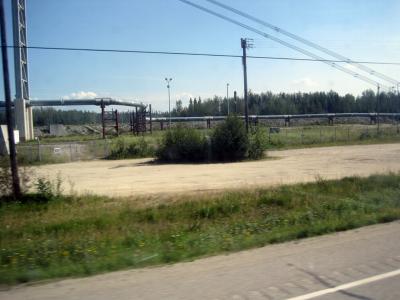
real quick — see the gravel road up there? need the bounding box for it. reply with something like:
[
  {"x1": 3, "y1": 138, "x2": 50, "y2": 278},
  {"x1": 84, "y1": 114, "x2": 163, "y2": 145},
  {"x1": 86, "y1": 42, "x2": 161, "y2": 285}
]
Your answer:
[{"x1": 34, "y1": 143, "x2": 400, "y2": 197}]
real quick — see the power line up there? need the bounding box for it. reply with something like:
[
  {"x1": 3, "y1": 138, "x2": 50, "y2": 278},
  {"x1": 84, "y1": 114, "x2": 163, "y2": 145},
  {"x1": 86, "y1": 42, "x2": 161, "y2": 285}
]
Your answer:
[
  {"x1": 204, "y1": 0, "x2": 400, "y2": 86},
  {"x1": 177, "y1": 0, "x2": 393, "y2": 91},
  {"x1": 6, "y1": 45, "x2": 400, "y2": 66}
]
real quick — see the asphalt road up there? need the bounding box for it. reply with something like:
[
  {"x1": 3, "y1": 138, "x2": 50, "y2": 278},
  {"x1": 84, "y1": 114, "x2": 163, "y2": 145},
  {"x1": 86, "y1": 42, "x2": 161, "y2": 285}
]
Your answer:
[
  {"x1": 2, "y1": 221, "x2": 399, "y2": 300},
  {"x1": 313, "y1": 275, "x2": 400, "y2": 300}
]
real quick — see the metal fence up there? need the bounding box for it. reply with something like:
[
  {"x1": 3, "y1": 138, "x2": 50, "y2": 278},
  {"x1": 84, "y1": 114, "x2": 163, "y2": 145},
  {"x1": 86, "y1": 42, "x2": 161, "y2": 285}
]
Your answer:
[
  {"x1": 14, "y1": 124, "x2": 400, "y2": 164},
  {"x1": 265, "y1": 124, "x2": 400, "y2": 146},
  {"x1": 17, "y1": 140, "x2": 113, "y2": 164}
]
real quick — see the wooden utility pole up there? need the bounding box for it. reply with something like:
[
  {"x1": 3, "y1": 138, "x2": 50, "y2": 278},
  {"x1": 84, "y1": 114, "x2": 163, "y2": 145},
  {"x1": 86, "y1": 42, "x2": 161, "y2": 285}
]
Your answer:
[
  {"x1": 0, "y1": 0, "x2": 21, "y2": 198},
  {"x1": 241, "y1": 38, "x2": 251, "y2": 133}
]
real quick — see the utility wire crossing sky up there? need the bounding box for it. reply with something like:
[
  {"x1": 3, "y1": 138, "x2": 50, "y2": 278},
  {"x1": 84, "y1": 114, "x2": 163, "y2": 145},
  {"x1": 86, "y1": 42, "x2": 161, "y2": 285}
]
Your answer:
[{"x1": 1, "y1": 0, "x2": 400, "y2": 110}]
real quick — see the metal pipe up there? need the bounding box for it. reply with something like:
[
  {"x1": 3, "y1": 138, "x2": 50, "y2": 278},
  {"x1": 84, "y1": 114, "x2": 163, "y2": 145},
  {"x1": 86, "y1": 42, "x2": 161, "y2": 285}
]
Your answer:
[
  {"x1": 22, "y1": 98, "x2": 145, "y2": 108},
  {"x1": 148, "y1": 113, "x2": 400, "y2": 122}
]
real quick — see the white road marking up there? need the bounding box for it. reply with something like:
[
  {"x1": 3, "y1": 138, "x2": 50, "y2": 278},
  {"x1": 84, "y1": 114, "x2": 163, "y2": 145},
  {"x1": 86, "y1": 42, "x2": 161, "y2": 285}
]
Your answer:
[{"x1": 286, "y1": 268, "x2": 400, "y2": 300}]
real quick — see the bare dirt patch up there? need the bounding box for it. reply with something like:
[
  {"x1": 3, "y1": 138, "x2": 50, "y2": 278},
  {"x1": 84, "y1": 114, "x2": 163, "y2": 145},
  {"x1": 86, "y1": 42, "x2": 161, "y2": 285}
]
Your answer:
[{"x1": 33, "y1": 143, "x2": 400, "y2": 197}]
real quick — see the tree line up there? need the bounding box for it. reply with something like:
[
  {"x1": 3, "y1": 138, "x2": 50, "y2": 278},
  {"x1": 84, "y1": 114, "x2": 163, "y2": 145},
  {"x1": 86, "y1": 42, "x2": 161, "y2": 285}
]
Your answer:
[
  {"x1": 170, "y1": 89, "x2": 400, "y2": 117},
  {"x1": 0, "y1": 90, "x2": 399, "y2": 125}
]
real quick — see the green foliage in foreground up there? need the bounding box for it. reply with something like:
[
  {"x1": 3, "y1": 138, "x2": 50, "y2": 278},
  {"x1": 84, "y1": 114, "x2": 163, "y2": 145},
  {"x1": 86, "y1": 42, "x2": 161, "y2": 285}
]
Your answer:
[{"x1": 1, "y1": 174, "x2": 400, "y2": 284}]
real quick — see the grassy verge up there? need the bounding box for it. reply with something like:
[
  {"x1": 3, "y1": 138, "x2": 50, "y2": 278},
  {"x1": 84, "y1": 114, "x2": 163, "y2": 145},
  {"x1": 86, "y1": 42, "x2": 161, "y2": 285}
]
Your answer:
[
  {"x1": 1, "y1": 173, "x2": 399, "y2": 285},
  {"x1": 266, "y1": 134, "x2": 400, "y2": 151},
  {"x1": 265, "y1": 124, "x2": 400, "y2": 150}
]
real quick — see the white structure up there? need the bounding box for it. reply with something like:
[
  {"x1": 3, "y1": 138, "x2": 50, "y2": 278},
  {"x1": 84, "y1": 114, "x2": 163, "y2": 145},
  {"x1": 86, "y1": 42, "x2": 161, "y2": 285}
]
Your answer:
[
  {"x1": 0, "y1": 125, "x2": 19, "y2": 155},
  {"x1": 12, "y1": 0, "x2": 34, "y2": 140}
]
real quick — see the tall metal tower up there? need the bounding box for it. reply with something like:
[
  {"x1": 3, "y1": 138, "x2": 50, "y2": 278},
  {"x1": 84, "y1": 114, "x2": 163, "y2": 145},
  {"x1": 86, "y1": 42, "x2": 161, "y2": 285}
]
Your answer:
[{"x1": 12, "y1": 0, "x2": 33, "y2": 140}]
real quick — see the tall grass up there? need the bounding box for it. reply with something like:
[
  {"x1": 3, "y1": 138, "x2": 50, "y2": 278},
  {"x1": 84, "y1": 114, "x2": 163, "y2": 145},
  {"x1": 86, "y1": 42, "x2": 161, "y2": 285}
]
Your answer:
[{"x1": 1, "y1": 173, "x2": 399, "y2": 284}]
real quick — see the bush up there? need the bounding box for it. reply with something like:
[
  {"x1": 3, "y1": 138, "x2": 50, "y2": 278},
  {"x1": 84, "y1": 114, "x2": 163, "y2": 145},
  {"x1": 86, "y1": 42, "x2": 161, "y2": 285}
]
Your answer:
[
  {"x1": 211, "y1": 116, "x2": 249, "y2": 162},
  {"x1": 156, "y1": 118, "x2": 267, "y2": 163},
  {"x1": 107, "y1": 137, "x2": 154, "y2": 160},
  {"x1": 156, "y1": 126, "x2": 207, "y2": 162},
  {"x1": 35, "y1": 174, "x2": 63, "y2": 199},
  {"x1": 248, "y1": 127, "x2": 268, "y2": 160}
]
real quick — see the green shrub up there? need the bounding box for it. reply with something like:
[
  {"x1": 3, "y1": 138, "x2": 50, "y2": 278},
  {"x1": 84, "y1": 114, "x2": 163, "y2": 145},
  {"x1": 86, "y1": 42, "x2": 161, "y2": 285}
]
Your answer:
[
  {"x1": 107, "y1": 137, "x2": 154, "y2": 160},
  {"x1": 156, "y1": 118, "x2": 267, "y2": 163},
  {"x1": 248, "y1": 127, "x2": 268, "y2": 160},
  {"x1": 211, "y1": 116, "x2": 249, "y2": 162},
  {"x1": 156, "y1": 126, "x2": 207, "y2": 162},
  {"x1": 35, "y1": 177, "x2": 54, "y2": 198},
  {"x1": 34, "y1": 174, "x2": 63, "y2": 201}
]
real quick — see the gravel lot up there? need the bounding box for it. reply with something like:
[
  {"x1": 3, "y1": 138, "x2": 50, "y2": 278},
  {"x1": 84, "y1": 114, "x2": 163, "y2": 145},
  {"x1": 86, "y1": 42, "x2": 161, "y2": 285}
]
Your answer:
[{"x1": 34, "y1": 143, "x2": 400, "y2": 197}]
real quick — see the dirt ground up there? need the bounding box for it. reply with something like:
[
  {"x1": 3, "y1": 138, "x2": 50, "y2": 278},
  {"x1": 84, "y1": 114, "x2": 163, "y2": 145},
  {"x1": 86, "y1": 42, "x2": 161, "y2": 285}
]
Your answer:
[{"x1": 33, "y1": 143, "x2": 400, "y2": 197}]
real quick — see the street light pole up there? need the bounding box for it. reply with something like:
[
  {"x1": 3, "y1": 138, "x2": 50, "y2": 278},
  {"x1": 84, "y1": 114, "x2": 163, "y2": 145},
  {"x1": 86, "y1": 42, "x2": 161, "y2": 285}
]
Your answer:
[
  {"x1": 241, "y1": 38, "x2": 253, "y2": 133},
  {"x1": 226, "y1": 83, "x2": 230, "y2": 115},
  {"x1": 165, "y1": 78, "x2": 172, "y2": 128},
  {"x1": 377, "y1": 84, "x2": 381, "y2": 134}
]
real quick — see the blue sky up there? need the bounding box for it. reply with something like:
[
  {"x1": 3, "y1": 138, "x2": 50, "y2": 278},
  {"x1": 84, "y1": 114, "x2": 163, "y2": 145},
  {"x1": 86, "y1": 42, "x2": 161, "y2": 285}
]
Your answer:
[{"x1": 2, "y1": 0, "x2": 400, "y2": 111}]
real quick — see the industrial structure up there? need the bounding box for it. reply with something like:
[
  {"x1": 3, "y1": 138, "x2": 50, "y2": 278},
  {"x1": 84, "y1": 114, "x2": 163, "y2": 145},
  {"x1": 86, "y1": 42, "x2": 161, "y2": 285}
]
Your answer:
[
  {"x1": 2, "y1": 0, "x2": 398, "y2": 141},
  {"x1": 150, "y1": 113, "x2": 400, "y2": 130},
  {"x1": 12, "y1": 0, "x2": 33, "y2": 140},
  {"x1": 3, "y1": 0, "x2": 147, "y2": 141}
]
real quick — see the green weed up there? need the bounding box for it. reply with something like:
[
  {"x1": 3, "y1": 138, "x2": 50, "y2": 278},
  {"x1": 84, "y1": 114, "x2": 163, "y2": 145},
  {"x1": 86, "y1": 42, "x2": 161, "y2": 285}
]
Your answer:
[{"x1": 0, "y1": 173, "x2": 399, "y2": 284}]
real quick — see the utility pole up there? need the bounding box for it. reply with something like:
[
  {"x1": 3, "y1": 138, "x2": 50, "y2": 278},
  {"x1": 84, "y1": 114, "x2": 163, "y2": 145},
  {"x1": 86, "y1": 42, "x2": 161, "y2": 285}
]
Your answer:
[
  {"x1": 397, "y1": 84, "x2": 400, "y2": 127},
  {"x1": 0, "y1": 0, "x2": 21, "y2": 198},
  {"x1": 165, "y1": 78, "x2": 172, "y2": 128},
  {"x1": 241, "y1": 38, "x2": 253, "y2": 133},
  {"x1": 234, "y1": 91, "x2": 237, "y2": 114},
  {"x1": 377, "y1": 84, "x2": 381, "y2": 134},
  {"x1": 226, "y1": 83, "x2": 230, "y2": 115}
]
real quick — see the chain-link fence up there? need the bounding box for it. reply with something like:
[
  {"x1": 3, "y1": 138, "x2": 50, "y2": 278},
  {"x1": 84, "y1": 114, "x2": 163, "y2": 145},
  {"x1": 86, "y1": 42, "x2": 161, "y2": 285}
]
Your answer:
[
  {"x1": 265, "y1": 124, "x2": 400, "y2": 147},
  {"x1": 14, "y1": 124, "x2": 400, "y2": 164},
  {"x1": 16, "y1": 140, "x2": 114, "y2": 164}
]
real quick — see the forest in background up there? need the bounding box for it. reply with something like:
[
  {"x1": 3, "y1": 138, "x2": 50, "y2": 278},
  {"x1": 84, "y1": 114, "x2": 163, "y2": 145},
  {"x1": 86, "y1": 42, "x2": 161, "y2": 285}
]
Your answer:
[{"x1": 0, "y1": 89, "x2": 399, "y2": 125}]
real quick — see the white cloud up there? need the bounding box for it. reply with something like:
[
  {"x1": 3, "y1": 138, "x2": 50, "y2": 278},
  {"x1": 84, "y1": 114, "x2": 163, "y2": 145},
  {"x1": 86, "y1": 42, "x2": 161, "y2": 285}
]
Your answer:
[
  {"x1": 291, "y1": 77, "x2": 319, "y2": 88},
  {"x1": 63, "y1": 91, "x2": 98, "y2": 100}
]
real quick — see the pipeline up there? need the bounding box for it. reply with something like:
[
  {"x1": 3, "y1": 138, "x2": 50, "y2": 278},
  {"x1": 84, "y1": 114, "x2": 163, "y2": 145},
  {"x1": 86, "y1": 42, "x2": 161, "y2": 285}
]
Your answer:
[{"x1": 0, "y1": 98, "x2": 145, "y2": 108}]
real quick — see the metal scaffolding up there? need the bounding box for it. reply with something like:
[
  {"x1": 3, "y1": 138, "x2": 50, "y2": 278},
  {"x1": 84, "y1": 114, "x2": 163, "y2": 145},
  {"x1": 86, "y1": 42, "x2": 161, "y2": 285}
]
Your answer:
[{"x1": 12, "y1": 0, "x2": 34, "y2": 140}]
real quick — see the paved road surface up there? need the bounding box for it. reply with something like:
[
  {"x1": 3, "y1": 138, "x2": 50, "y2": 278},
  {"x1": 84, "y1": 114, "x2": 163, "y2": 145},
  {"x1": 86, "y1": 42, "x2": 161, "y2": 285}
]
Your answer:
[
  {"x1": 313, "y1": 275, "x2": 400, "y2": 300},
  {"x1": 2, "y1": 221, "x2": 399, "y2": 300},
  {"x1": 34, "y1": 143, "x2": 400, "y2": 197}
]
